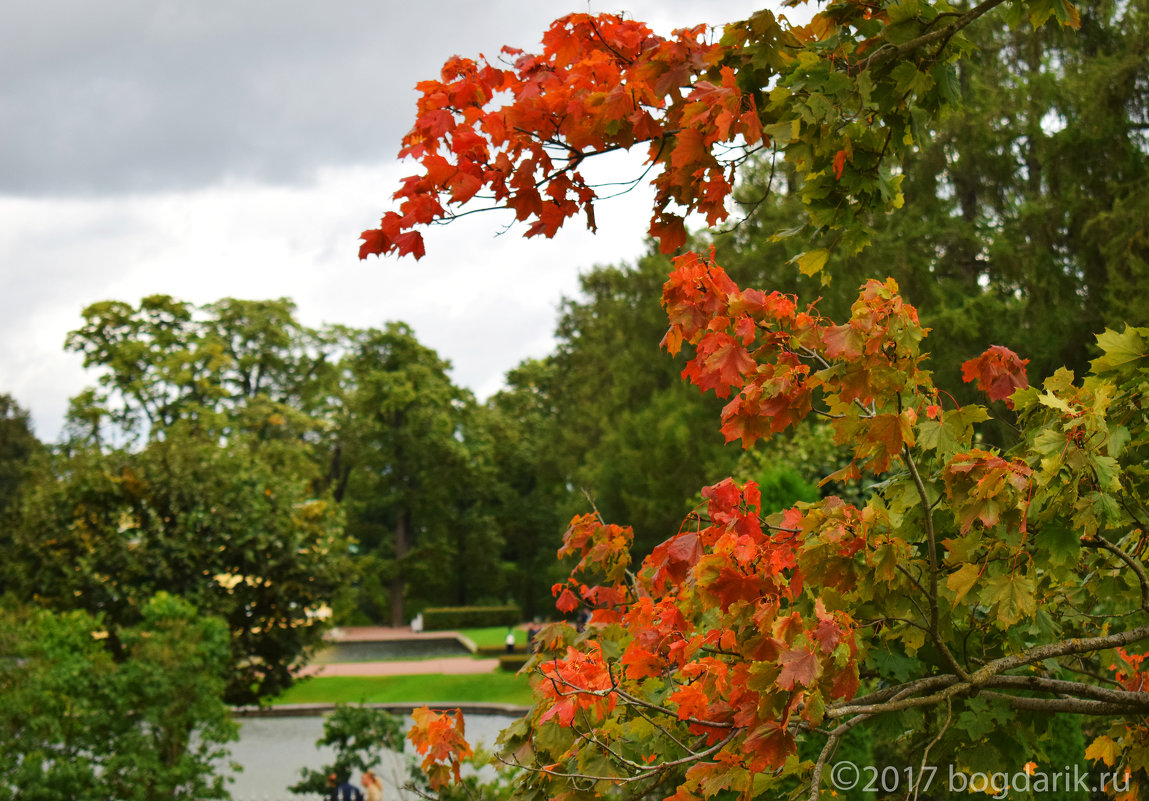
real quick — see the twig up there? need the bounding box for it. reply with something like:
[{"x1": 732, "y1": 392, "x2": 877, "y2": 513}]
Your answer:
[
  {"x1": 1082, "y1": 535, "x2": 1149, "y2": 611},
  {"x1": 910, "y1": 698, "x2": 951, "y2": 801}
]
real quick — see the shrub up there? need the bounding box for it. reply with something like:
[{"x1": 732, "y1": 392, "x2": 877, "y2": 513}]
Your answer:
[{"x1": 422, "y1": 605, "x2": 520, "y2": 630}]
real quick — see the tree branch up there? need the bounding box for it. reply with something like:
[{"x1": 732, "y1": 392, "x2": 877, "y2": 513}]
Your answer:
[
  {"x1": 1083, "y1": 535, "x2": 1149, "y2": 611},
  {"x1": 903, "y1": 445, "x2": 969, "y2": 679},
  {"x1": 850, "y1": 0, "x2": 1010, "y2": 75}
]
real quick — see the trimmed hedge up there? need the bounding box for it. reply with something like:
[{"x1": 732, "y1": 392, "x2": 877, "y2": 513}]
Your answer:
[
  {"x1": 498, "y1": 654, "x2": 531, "y2": 673},
  {"x1": 477, "y1": 645, "x2": 525, "y2": 656},
  {"x1": 422, "y1": 605, "x2": 520, "y2": 630}
]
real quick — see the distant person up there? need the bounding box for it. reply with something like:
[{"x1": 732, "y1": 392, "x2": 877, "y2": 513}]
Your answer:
[
  {"x1": 411, "y1": 612, "x2": 423, "y2": 633},
  {"x1": 362, "y1": 770, "x2": 383, "y2": 801},
  {"x1": 505, "y1": 627, "x2": 515, "y2": 653},
  {"x1": 328, "y1": 773, "x2": 364, "y2": 801}
]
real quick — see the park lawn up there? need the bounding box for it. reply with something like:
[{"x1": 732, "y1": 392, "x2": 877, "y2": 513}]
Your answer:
[
  {"x1": 459, "y1": 626, "x2": 526, "y2": 649},
  {"x1": 274, "y1": 672, "x2": 533, "y2": 706}
]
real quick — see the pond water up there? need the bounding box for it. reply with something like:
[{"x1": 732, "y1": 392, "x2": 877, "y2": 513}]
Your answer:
[
  {"x1": 222, "y1": 712, "x2": 518, "y2": 801},
  {"x1": 312, "y1": 636, "x2": 471, "y2": 663}
]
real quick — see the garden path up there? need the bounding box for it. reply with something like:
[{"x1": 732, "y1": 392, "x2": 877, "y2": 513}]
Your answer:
[{"x1": 303, "y1": 625, "x2": 500, "y2": 676}]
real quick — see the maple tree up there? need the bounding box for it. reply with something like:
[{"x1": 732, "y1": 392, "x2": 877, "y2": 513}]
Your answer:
[
  {"x1": 366, "y1": 0, "x2": 1149, "y2": 798},
  {"x1": 360, "y1": 0, "x2": 1079, "y2": 271}
]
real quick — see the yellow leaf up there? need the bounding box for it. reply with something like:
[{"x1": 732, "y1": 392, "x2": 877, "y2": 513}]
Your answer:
[
  {"x1": 791, "y1": 248, "x2": 830, "y2": 276},
  {"x1": 1085, "y1": 735, "x2": 1120, "y2": 767},
  {"x1": 946, "y1": 563, "x2": 981, "y2": 604}
]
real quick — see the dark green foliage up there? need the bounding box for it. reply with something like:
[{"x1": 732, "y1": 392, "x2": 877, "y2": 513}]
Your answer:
[
  {"x1": 422, "y1": 605, "x2": 521, "y2": 630},
  {"x1": 0, "y1": 393, "x2": 39, "y2": 518},
  {"x1": 0, "y1": 594, "x2": 236, "y2": 800},
  {"x1": 530, "y1": 253, "x2": 746, "y2": 556},
  {"x1": 4, "y1": 430, "x2": 348, "y2": 704},
  {"x1": 332, "y1": 322, "x2": 506, "y2": 626},
  {"x1": 482, "y1": 360, "x2": 569, "y2": 620}
]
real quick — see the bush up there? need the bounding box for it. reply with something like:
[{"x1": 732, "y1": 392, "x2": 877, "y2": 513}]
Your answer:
[{"x1": 422, "y1": 605, "x2": 520, "y2": 630}]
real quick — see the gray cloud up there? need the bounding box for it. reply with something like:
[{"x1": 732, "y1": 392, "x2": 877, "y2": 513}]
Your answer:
[
  {"x1": 0, "y1": 0, "x2": 771, "y2": 441},
  {"x1": 0, "y1": 1, "x2": 603, "y2": 195}
]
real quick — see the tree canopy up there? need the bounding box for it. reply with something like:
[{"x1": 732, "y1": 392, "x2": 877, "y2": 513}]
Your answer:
[{"x1": 366, "y1": 0, "x2": 1149, "y2": 797}]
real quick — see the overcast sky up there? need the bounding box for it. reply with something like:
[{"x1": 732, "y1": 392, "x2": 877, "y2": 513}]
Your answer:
[{"x1": 1, "y1": 0, "x2": 773, "y2": 441}]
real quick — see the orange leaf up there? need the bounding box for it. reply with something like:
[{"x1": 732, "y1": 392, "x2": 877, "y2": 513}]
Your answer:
[
  {"x1": 961, "y1": 345, "x2": 1030, "y2": 407},
  {"x1": 833, "y1": 148, "x2": 847, "y2": 180},
  {"x1": 777, "y1": 647, "x2": 821, "y2": 689}
]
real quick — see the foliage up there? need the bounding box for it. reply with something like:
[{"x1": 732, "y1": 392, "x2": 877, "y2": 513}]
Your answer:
[
  {"x1": 290, "y1": 704, "x2": 406, "y2": 794},
  {"x1": 482, "y1": 360, "x2": 571, "y2": 620},
  {"x1": 4, "y1": 428, "x2": 348, "y2": 704},
  {"x1": 710, "y1": 0, "x2": 1149, "y2": 395},
  {"x1": 423, "y1": 606, "x2": 521, "y2": 630},
  {"x1": 360, "y1": 0, "x2": 1085, "y2": 268},
  {"x1": 0, "y1": 594, "x2": 236, "y2": 800},
  {"x1": 63, "y1": 295, "x2": 328, "y2": 441},
  {"x1": 0, "y1": 393, "x2": 40, "y2": 519},
  {"x1": 362, "y1": 0, "x2": 1149, "y2": 798},
  {"x1": 333, "y1": 322, "x2": 506, "y2": 625}
]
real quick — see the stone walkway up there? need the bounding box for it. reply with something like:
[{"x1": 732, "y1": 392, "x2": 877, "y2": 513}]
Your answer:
[{"x1": 304, "y1": 625, "x2": 499, "y2": 677}]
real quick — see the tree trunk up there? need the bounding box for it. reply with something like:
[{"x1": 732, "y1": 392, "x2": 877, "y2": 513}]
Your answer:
[{"x1": 390, "y1": 507, "x2": 410, "y2": 627}]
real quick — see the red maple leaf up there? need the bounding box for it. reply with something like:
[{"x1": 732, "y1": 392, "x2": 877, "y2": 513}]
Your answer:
[
  {"x1": 961, "y1": 345, "x2": 1030, "y2": 407},
  {"x1": 777, "y1": 646, "x2": 821, "y2": 689},
  {"x1": 833, "y1": 148, "x2": 848, "y2": 180},
  {"x1": 555, "y1": 587, "x2": 580, "y2": 613},
  {"x1": 744, "y1": 722, "x2": 796, "y2": 770}
]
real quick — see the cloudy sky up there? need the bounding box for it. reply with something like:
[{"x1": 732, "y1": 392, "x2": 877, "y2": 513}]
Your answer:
[{"x1": 1, "y1": 0, "x2": 772, "y2": 440}]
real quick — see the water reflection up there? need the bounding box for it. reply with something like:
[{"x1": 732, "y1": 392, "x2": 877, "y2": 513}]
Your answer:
[{"x1": 224, "y1": 712, "x2": 519, "y2": 801}]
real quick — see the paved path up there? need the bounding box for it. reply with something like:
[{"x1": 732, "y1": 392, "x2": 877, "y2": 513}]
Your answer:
[
  {"x1": 305, "y1": 625, "x2": 508, "y2": 676},
  {"x1": 323, "y1": 625, "x2": 471, "y2": 643},
  {"x1": 300, "y1": 656, "x2": 499, "y2": 677}
]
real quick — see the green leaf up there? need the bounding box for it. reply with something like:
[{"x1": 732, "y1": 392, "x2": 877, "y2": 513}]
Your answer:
[
  {"x1": 534, "y1": 720, "x2": 576, "y2": 756},
  {"x1": 1090, "y1": 327, "x2": 1148, "y2": 375},
  {"x1": 979, "y1": 571, "x2": 1037, "y2": 626},
  {"x1": 886, "y1": 0, "x2": 920, "y2": 23},
  {"x1": 1108, "y1": 425, "x2": 1131, "y2": 457},
  {"x1": 1037, "y1": 391, "x2": 1073, "y2": 414},
  {"x1": 1034, "y1": 521, "x2": 1080, "y2": 568},
  {"x1": 941, "y1": 405, "x2": 990, "y2": 450}
]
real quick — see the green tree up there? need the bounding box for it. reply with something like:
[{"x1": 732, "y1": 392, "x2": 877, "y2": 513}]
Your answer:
[
  {"x1": 5, "y1": 427, "x2": 348, "y2": 703},
  {"x1": 64, "y1": 295, "x2": 331, "y2": 438},
  {"x1": 544, "y1": 255, "x2": 743, "y2": 554},
  {"x1": 712, "y1": 0, "x2": 1149, "y2": 393},
  {"x1": 0, "y1": 393, "x2": 40, "y2": 517},
  {"x1": 333, "y1": 323, "x2": 504, "y2": 625},
  {"x1": 0, "y1": 594, "x2": 236, "y2": 800},
  {"x1": 483, "y1": 360, "x2": 570, "y2": 619}
]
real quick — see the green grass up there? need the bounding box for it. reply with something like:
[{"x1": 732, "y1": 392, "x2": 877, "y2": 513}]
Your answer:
[
  {"x1": 274, "y1": 672, "x2": 533, "y2": 706},
  {"x1": 458, "y1": 626, "x2": 526, "y2": 649}
]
